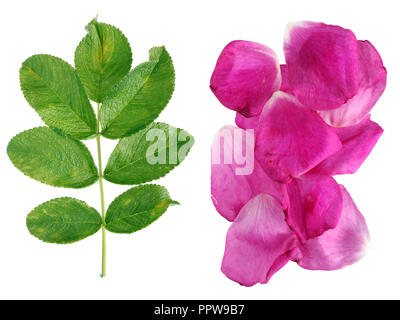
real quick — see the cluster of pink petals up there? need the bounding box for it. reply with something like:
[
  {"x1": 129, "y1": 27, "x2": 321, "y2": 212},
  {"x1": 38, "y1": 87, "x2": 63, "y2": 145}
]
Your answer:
[{"x1": 210, "y1": 21, "x2": 386, "y2": 286}]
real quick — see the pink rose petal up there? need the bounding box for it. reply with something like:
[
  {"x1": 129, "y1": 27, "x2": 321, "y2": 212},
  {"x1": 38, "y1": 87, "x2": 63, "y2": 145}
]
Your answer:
[
  {"x1": 211, "y1": 126, "x2": 282, "y2": 221},
  {"x1": 285, "y1": 173, "x2": 343, "y2": 242},
  {"x1": 221, "y1": 194, "x2": 297, "y2": 286},
  {"x1": 280, "y1": 64, "x2": 293, "y2": 94},
  {"x1": 255, "y1": 91, "x2": 342, "y2": 183},
  {"x1": 235, "y1": 112, "x2": 259, "y2": 130},
  {"x1": 296, "y1": 185, "x2": 370, "y2": 270},
  {"x1": 318, "y1": 40, "x2": 387, "y2": 126},
  {"x1": 284, "y1": 21, "x2": 359, "y2": 111},
  {"x1": 234, "y1": 64, "x2": 293, "y2": 130},
  {"x1": 312, "y1": 116, "x2": 383, "y2": 175},
  {"x1": 210, "y1": 40, "x2": 281, "y2": 117}
]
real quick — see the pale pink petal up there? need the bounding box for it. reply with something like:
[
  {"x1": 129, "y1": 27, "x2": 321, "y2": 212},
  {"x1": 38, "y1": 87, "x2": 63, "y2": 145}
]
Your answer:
[
  {"x1": 312, "y1": 116, "x2": 383, "y2": 175},
  {"x1": 235, "y1": 112, "x2": 259, "y2": 130},
  {"x1": 284, "y1": 21, "x2": 359, "y2": 111},
  {"x1": 221, "y1": 194, "x2": 297, "y2": 286},
  {"x1": 296, "y1": 185, "x2": 370, "y2": 270},
  {"x1": 285, "y1": 173, "x2": 343, "y2": 242},
  {"x1": 318, "y1": 41, "x2": 387, "y2": 126},
  {"x1": 210, "y1": 40, "x2": 281, "y2": 117},
  {"x1": 255, "y1": 92, "x2": 342, "y2": 183},
  {"x1": 211, "y1": 126, "x2": 282, "y2": 221}
]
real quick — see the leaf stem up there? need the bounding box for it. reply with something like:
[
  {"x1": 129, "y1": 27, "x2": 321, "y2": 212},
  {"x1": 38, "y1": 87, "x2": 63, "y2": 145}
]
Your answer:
[{"x1": 96, "y1": 103, "x2": 106, "y2": 278}]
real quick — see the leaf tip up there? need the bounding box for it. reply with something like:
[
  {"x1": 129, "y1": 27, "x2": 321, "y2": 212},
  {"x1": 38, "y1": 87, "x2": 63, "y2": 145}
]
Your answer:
[
  {"x1": 170, "y1": 200, "x2": 180, "y2": 206},
  {"x1": 85, "y1": 15, "x2": 99, "y2": 32}
]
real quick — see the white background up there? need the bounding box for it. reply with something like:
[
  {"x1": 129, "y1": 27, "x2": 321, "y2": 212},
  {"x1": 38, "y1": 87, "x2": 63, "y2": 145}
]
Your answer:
[{"x1": 0, "y1": 0, "x2": 399, "y2": 300}]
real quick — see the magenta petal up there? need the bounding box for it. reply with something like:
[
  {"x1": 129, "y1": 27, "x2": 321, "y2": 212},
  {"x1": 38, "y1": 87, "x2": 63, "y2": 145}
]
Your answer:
[
  {"x1": 280, "y1": 64, "x2": 293, "y2": 94},
  {"x1": 234, "y1": 63, "x2": 294, "y2": 130},
  {"x1": 234, "y1": 64, "x2": 293, "y2": 130},
  {"x1": 255, "y1": 92, "x2": 342, "y2": 183},
  {"x1": 297, "y1": 185, "x2": 370, "y2": 270},
  {"x1": 318, "y1": 41, "x2": 387, "y2": 126},
  {"x1": 235, "y1": 112, "x2": 259, "y2": 130},
  {"x1": 285, "y1": 173, "x2": 343, "y2": 242},
  {"x1": 312, "y1": 116, "x2": 383, "y2": 175},
  {"x1": 284, "y1": 21, "x2": 359, "y2": 111},
  {"x1": 211, "y1": 126, "x2": 282, "y2": 221},
  {"x1": 221, "y1": 194, "x2": 297, "y2": 286},
  {"x1": 210, "y1": 40, "x2": 281, "y2": 117}
]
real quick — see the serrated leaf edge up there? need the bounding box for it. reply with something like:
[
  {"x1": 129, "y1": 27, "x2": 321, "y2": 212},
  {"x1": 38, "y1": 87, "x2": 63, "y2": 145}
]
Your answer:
[
  {"x1": 103, "y1": 122, "x2": 194, "y2": 185},
  {"x1": 7, "y1": 126, "x2": 99, "y2": 189},
  {"x1": 105, "y1": 184, "x2": 178, "y2": 234},
  {"x1": 74, "y1": 19, "x2": 133, "y2": 103},
  {"x1": 100, "y1": 47, "x2": 175, "y2": 139},
  {"x1": 19, "y1": 54, "x2": 97, "y2": 139},
  {"x1": 26, "y1": 197, "x2": 102, "y2": 245}
]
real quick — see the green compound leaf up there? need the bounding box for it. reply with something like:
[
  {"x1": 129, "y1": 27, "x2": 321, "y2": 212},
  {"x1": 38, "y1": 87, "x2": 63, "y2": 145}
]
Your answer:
[
  {"x1": 104, "y1": 122, "x2": 194, "y2": 185},
  {"x1": 105, "y1": 184, "x2": 179, "y2": 234},
  {"x1": 100, "y1": 46, "x2": 175, "y2": 139},
  {"x1": 27, "y1": 197, "x2": 102, "y2": 244},
  {"x1": 7, "y1": 127, "x2": 98, "y2": 188},
  {"x1": 75, "y1": 18, "x2": 132, "y2": 103},
  {"x1": 20, "y1": 54, "x2": 96, "y2": 139}
]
